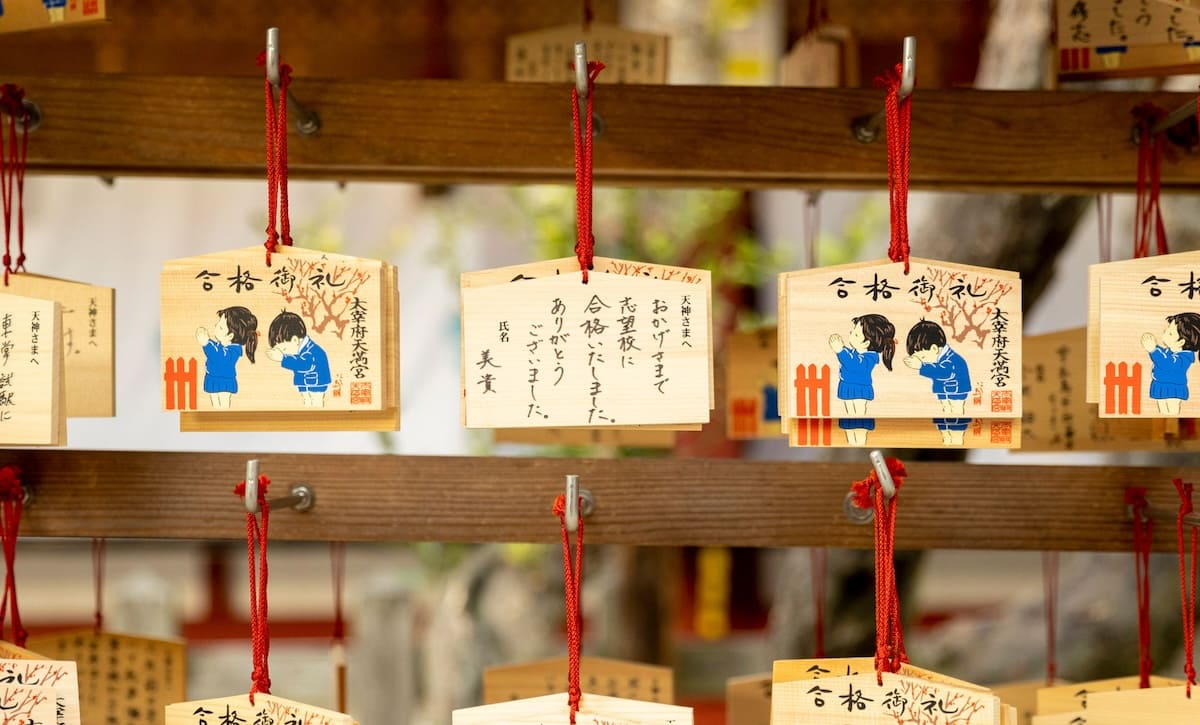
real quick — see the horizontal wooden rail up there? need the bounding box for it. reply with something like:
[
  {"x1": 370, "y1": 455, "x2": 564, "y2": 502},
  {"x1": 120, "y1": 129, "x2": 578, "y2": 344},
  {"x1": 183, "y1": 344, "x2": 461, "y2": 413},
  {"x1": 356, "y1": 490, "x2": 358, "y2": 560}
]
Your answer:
[
  {"x1": 4, "y1": 450, "x2": 1194, "y2": 551},
  {"x1": 13, "y1": 74, "x2": 1198, "y2": 192}
]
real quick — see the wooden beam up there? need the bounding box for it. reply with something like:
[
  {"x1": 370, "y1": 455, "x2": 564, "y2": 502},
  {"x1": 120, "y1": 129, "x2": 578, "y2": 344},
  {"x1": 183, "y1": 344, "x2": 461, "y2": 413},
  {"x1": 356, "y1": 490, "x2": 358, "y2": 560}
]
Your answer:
[
  {"x1": 12, "y1": 74, "x2": 1199, "y2": 191},
  {"x1": 6, "y1": 449, "x2": 1195, "y2": 551}
]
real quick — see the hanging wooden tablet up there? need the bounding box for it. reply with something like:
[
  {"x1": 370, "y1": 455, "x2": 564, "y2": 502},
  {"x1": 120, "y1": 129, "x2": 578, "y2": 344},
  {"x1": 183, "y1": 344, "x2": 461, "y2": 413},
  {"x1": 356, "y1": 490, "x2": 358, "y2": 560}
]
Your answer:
[
  {"x1": 483, "y1": 655, "x2": 673, "y2": 705},
  {"x1": 0, "y1": 682, "x2": 57, "y2": 724},
  {"x1": 166, "y1": 694, "x2": 356, "y2": 725},
  {"x1": 454, "y1": 691, "x2": 692, "y2": 725},
  {"x1": 506, "y1": 23, "x2": 669, "y2": 84},
  {"x1": 1033, "y1": 675, "x2": 1184, "y2": 724},
  {"x1": 725, "y1": 327, "x2": 784, "y2": 440},
  {"x1": 0, "y1": 0, "x2": 107, "y2": 34},
  {"x1": 493, "y1": 427, "x2": 675, "y2": 448},
  {"x1": 4, "y1": 274, "x2": 115, "y2": 418},
  {"x1": 990, "y1": 679, "x2": 1065, "y2": 725},
  {"x1": 0, "y1": 292, "x2": 65, "y2": 446},
  {"x1": 1055, "y1": 0, "x2": 1200, "y2": 80},
  {"x1": 1084, "y1": 684, "x2": 1200, "y2": 724},
  {"x1": 778, "y1": 25, "x2": 858, "y2": 87},
  {"x1": 0, "y1": 641, "x2": 46, "y2": 660},
  {"x1": 0, "y1": 658, "x2": 82, "y2": 725},
  {"x1": 725, "y1": 672, "x2": 771, "y2": 725},
  {"x1": 461, "y1": 256, "x2": 712, "y2": 430},
  {"x1": 26, "y1": 630, "x2": 187, "y2": 725}
]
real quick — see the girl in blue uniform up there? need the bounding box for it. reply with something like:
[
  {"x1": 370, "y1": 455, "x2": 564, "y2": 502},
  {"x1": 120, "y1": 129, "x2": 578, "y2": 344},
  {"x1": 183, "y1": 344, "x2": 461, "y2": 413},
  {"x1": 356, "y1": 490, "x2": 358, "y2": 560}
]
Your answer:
[
  {"x1": 1141, "y1": 312, "x2": 1200, "y2": 415},
  {"x1": 195, "y1": 306, "x2": 258, "y2": 409},
  {"x1": 828, "y1": 314, "x2": 895, "y2": 445}
]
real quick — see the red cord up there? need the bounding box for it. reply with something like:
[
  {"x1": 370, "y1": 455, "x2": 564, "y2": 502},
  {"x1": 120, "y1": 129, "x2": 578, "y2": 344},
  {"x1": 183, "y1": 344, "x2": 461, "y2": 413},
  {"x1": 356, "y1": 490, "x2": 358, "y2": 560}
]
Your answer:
[
  {"x1": 1043, "y1": 551, "x2": 1058, "y2": 685},
  {"x1": 331, "y1": 541, "x2": 345, "y2": 642},
  {"x1": 1174, "y1": 479, "x2": 1197, "y2": 696},
  {"x1": 810, "y1": 548, "x2": 827, "y2": 658},
  {"x1": 234, "y1": 475, "x2": 272, "y2": 703},
  {"x1": 0, "y1": 85, "x2": 30, "y2": 285},
  {"x1": 879, "y1": 66, "x2": 911, "y2": 273},
  {"x1": 1133, "y1": 104, "x2": 1169, "y2": 259},
  {"x1": 553, "y1": 494, "x2": 584, "y2": 723},
  {"x1": 0, "y1": 465, "x2": 25, "y2": 647},
  {"x1": 850, "y1": 457, "x2": 908, "y2": 683},
  {"x1": 257, "y1": 54, "x2": 294, "y2": 267},
  {"x1": 93, "y1": 537, "x2": 106, "y2": 635},
  {"x1": 1125, "y1": 487, "x2": 1154, "y2": 688},
  {"x1": 571, "y1": 61, "x2": 604, "y2": 283}
]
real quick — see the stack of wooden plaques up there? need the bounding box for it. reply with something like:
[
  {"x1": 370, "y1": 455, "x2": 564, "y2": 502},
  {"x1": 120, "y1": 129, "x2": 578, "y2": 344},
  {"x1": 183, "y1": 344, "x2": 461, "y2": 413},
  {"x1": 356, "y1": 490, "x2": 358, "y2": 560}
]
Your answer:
[
  {"x1": 461, "y1": 256, "x2": 713, "y2": 433},
  {"x1": 0, "y1": 290, "x2": 65, "y2": 445},
  {"x1": 724, "y1": 327, "x2": 783, "y2": 440},
  {"x1": 779, "y1": 258, "x2": 1022, "y2": 449},
  {"x1": 1032, "y1": 675, "x2": 1196, "y2": 724},
  {"x1": 160, "y1": 245, "x2": 399, "y2": 432}
]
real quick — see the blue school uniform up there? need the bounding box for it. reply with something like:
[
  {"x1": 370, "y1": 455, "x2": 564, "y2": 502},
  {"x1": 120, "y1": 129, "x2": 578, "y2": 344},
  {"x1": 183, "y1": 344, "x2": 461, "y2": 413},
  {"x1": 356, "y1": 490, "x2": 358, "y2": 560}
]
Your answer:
[
  {"x1": 280, "y1": 337, "x2": 332, "y2": 393},
  {"x1": 202, "y1": 340, "x2": 242, "y2": 394},
  {"x1": 1149, "y1": 346, "x2": 1195, "y2": 400},
  {"x1": 933, "y1": 418, "x2": 971, "y2": 432},
  {"x1": 918, "y1": 346, "x2": 971, "y2": 401},
  {"x1": 836, "y1": 347, "x2": 880, "y2": 401}
]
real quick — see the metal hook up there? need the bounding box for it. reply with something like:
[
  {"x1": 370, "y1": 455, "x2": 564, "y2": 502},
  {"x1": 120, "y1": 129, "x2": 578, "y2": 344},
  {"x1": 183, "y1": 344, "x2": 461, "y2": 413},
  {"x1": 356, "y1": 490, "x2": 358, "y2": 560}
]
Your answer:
[
  {"x1": 564, "y1": 474, "x2": 596, "y2": 533},
  {"x1": 265, "y1": 27, "x2": 322, "y2": 136},
  {"x1": 571, "y1": 41, "x2": 605, "y2": 140},
  {"x1": 852, "y1": 35, "x2": 916, "y2": 144},
  {"x1": 1, "y1": 99, "x2": 41, "y2": 134},
  {"x1": 1130, "y1": 90, "x2": 1200, "y2": 146},
  {"x1": 843, "y1": 450, "x2": 896, "y2": 525},
  {"x1": 243, "y1": 459, "x2": 316, "y2": 515},
  {"x1": 1125, "y1": 499, "x2": 1200, "y2": 529}
]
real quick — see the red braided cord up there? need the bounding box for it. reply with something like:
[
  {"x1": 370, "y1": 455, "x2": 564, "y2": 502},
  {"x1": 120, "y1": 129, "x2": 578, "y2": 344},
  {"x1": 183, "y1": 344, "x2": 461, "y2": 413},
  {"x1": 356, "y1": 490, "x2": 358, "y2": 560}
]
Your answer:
[
  {"x1": 258, "y1": 56, "x2": 294, "y2": 266},
  {"x1": 0, "y1": 85, "x2": 28, "y2": 285},
  {"x1": 14, "y1": 106, "x2": 26, "y2": 274},
  {"x1": 571, "y1": 62, "x2": 604, "y2": 283},
  {"x1": 277, "y1": 66, "x2": 292, "y2": 250},
  {"x1": 879, "y1": 66, "x2": 910, "y2": 273},
  {"x1": 1043, "y1": 550, "x2": 1058, "y2": 685},
  {"x1": 1133, "y1": 104, "x2": 1169, "y2": 259},
  {"x1": 1125, "y1": 487, "x2": 1153, "y2": 688},
  {"x1": 93, "y1": 537, "x2": 106, "y2": 635},
  {"x1": 810, "y1": 547, "x2": 827, "y2": 658},
  {"x1": 1174, "y1": 479, "x2": 1197, "y2": 696},
  {"x1": 0, "y1": 465, "x2": 26, "y2": 647},
  {"x1": 331, "y1": 541, "x2": 345, "y2": 642},
  {"x1": 553, "y1": 494, "x2": 584, "y2": 723},
  {"x1": 235, "y1": 475, "x2": 272, "y2": 703},
  {"x1": 850, "y1": 457, "x2": 908, "y2": 683}
]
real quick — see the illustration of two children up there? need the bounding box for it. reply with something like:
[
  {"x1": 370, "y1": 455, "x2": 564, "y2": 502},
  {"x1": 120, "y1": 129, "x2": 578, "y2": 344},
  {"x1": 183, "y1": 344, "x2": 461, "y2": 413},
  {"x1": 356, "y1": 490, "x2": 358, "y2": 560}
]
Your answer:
[
  {"x1": 829, "y1": 316, "x2": 970, "y2": 445},
  {"x1": 196, "y1": 308, "x2": 331, "y2": 409}
]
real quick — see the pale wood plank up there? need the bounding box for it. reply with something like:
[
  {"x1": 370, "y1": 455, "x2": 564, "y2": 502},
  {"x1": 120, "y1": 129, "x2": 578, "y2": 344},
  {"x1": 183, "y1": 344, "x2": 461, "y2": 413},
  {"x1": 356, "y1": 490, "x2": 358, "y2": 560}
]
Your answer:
[
  {"x1": 483, "y1": 656, "x2": 673, "y2": 705},
  {"x1": 453, "y1": 691, "x2": 691, "y2": 724},
  {"x1": 166, "y1": 693, "x2": 355, "y2": 725}
]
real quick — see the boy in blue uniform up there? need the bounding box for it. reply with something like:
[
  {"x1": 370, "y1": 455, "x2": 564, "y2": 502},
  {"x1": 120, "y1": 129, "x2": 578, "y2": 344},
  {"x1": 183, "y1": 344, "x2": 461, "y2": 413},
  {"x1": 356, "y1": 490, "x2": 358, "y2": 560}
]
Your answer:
[
  {"x1": 266, "y1": 311, "x2": 332, "y2": 408},
  {"x1": 903, "y1": 320, "x2": 971, "y2": 445}
]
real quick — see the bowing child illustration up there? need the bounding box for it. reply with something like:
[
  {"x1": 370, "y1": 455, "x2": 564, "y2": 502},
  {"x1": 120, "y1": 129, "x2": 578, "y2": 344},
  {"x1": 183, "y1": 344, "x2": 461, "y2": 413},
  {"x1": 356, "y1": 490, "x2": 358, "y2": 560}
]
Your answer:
[
  {"x1": 829, "y1": 313, "x2": 895, "y2": 445},
  {"x1": 195, "y1": 306, "x2": 258, "y2": 409},
  {"x1": 1141, "y1": 312, "x2": 1200, "y2": 415},
  {"x1": 903, "y1": 319, "x2": 971, "y2": 445},
  {"x1": 266, "y1": 311, "x2": 332, "y2": 408}
]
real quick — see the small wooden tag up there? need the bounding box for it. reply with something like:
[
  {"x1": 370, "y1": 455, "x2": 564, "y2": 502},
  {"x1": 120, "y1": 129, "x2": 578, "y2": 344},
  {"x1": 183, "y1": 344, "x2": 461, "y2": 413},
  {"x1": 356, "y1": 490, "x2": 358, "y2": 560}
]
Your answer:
[
  {"x1": 26, "y1": 630, "x2": 187, "y2": 725},
  {"x1": 725, "y1": 328, "x2": 783, "y2": 440},
  {"x1": 0, "y1": 291, "x2": 65, "y2": 446},
  {"x1": 462, "y1": 257, "x2": 712, "y2": 429},
  {"x1": 0, "y1": 658, "x2": 81, "y2": 725},
  {"x1": 166, "y1": 693, "x2": 356, "y2": 725},
  {"x1": 0, "y1": 0, "x2": 108, "y2": 34},
  {"x1": 506, "y1": 23, "x2": 669, "y2": 84},
  {"x1": 1084, "y1": 684, "x2": 1200, "y2": 724},
  {"x1": 4, "y1": 273, "x2": 115, "y2": 418},
  {"x1": 778, "y1": 25, "x2": 858, "y2": 87},
  {"x1": 725, "y1": 672, "x2": 771, "y2": 725},
  {"x1": 1035, "y1": 675, "x2": 1183, "y2": 720},
  {"x1": 1055, "y1": 0, "x2": 1200, "y2": 80},
  {"x1": 0, "y1": 641, "x2": 48, "y2": 660},
  {"x1": 454, "y1": 691, "x2": 692, "y2": 725},
  {"x1": 990, "y1": 679, "x2": 1065, "y2": 725},
  {"x1": 483, "y1": 656, "x2": 673, "y2": 705}
]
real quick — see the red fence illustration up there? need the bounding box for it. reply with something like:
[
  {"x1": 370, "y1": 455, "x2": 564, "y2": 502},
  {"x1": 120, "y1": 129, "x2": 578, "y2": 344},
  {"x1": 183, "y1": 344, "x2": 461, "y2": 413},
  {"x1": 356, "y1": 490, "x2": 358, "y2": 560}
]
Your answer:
[
  {"x1": 731, "y1": 398, "x2": 758, "y2": 437},
  {"x1": 163, "y1": 357, "x2": 198, "y2": 411},
  {"x1": 1103, "y1": 361, "x2": 1141, "y2": 415},
  {"x1": 794, "y1": 363, "x2": 832, "y2": 446}
]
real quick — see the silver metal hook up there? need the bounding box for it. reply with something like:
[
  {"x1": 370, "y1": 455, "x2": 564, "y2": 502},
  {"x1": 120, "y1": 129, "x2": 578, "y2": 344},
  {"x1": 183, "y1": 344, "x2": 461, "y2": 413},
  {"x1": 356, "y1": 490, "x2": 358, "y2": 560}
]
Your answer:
[
  {"x1": 1130, "y1": 90, "x2": 1200, "y2": 146},
  {"x1": 571, "y1": 41, "x2": 605, "y2": 140},
  {"x1": 264, "y1": 27, "x2": 322, "y2": 136},
  {"x1": 242, "y1": 459, "x2": 316, "y2": 515},
  {"x1": 564, "y1": 474, "x2": 596, "y2": 533},
  {"x1": 843, "y1": 450, "x2": 895, "y2": 525},
  {"x1": 852, "y1": 35, "x2": 917, "y2": 144}
]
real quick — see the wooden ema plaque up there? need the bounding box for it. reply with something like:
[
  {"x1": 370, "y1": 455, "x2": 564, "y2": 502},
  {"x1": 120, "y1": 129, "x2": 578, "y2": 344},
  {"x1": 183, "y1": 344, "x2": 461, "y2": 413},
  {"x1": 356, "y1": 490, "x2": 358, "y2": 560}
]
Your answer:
[
  {"x1": 0, "y1": 0, "x2": 107, "y2": 35},
  {"x1": 0, "y1": 683, "x2": 56, "y2": 724},
  {"x1": 772, "y1": 657, "x2": 1016, "y2": 724},
  {"x1": 4, "y1": 274, "x2": 115, "y2": 418},
  {"x1": 0, "y1": 658, "x2": 82, "y2": 725},
  {"x1": 778, "y1": 25, "x2": 859, "y2": 88},
  {"x1": 26, "y1": 630, "x2": 187, "y2": 725},
  {"x1": 1055, "y1": 0, "x2": 1200, "y2": 80},
  {"x1": 725, "y1": 327, "x2": 783, "y2": 440},
  {"x1": 162, "y1": 247, "x2": 400, "y2": 431},
  {"x1": 483, "y1": 656, "x2": 673, "y2": 705},
  {"x1": 1033, "y1": 675, "x2": 1184, "y2": 724},
  {"x1": 166, "y1": 693, "x2": 355, "y2": 725},
  {"x1": 505, "y1": 23, "x2": 669, "y2": 84},
  {"x1": 461, "y1": 257, "x2": 712, "y2": 430},
  {"x1": 788, "y1": 416, "x2": 1021, "y2": 449},
  {"x1": 493, "y1": 427, "x2": 675, "y2": 448},
  {"x1": 725, "y1": 672, "x2": 771, "y2": 725},
  {"x1": 0, "y1": 292, "x2": 65, "y2": 446},
  {"x1": 453, "y1": 692, "x2": 692, "y2": 725},
  {"x1": 989, "y1": 679, "x2": 1065, "y2": 725}
]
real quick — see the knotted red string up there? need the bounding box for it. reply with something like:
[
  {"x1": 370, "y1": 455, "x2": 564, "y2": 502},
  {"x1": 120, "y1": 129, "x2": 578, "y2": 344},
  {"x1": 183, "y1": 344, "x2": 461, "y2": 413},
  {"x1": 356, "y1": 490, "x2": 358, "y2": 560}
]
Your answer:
[
  {"x1": 331, "y1": 540, "x2": 347, "y2": 714},
  {"x1": 571, "y1": 61, "x2": 604, "y2": 283},
  {"x1": 552, "y1": 494, "x2": 584, "y2": 723},
  {"x1": 878, "y1": 66, "x2": 911, "y2": 273},
  {"x1": 1174, "y1": 478, "x2": 1197, "y2": 696},
  {"x1": 850, "y1": 457, "x2": 908, "y2": 682},
  {"x1": 1125, "y1": 486, "x2": 1154, "y2": 688},
  {"x1": 0, "y1": 465, "x2": 26, "y2": 647},
  {"x1": 810, "y1": 548, "x2": 827, "y2": 658},
  {"x1": 1043, "y1": 551, "x2": 1058, "y2": 685},
  {"x1": 234, "y1": 475, "x2": 272, "y2": 703},
  {"x1": 257, "y1": 54, "x2": 293, "y2": 267},
  {"x1": 0, "y1": 85, "x2": 30, "y2": 286},
  {"x1": 1132, "y1": 104, "x2": 1168, "y2": 259},
  {"x1": 92, "y1": 537, "x2": 106, "y2": 635}
]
